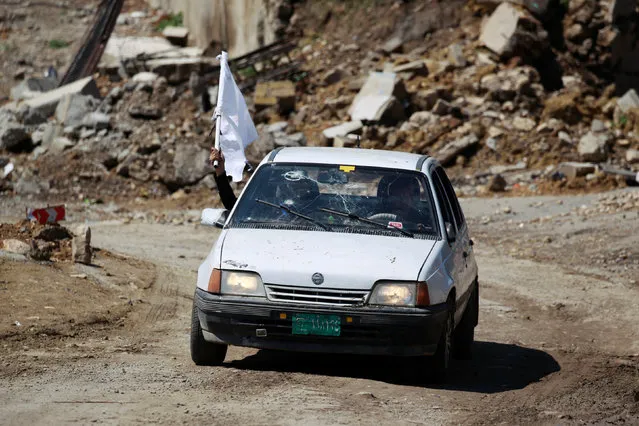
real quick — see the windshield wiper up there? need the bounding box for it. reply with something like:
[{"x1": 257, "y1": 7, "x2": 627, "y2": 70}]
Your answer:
[
  {"x1": 319, "y1": 208, "x2": 414, "y2": 238},
  {"x1": 255, "y1": 199, "x2": 331, "y2": 231}
]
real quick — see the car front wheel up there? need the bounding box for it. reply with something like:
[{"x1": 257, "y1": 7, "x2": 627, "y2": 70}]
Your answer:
[{"x1": 190, "y1": 301, "x2": 228, "y2": 366}]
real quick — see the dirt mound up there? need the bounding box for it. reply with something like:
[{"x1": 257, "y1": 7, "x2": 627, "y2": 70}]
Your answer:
[{"x1": 0, "y1": 220, "x2": 72, "y2": 262}]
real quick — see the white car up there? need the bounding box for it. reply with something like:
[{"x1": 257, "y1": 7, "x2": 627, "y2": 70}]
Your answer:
[{"x1": 191, "y1": 147, "x2": 478, "y2": 382}]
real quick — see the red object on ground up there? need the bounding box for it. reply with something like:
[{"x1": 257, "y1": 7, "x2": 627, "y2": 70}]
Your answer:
[{"x1": 26, "y1": 205, "x2": 66, "y2": 224}]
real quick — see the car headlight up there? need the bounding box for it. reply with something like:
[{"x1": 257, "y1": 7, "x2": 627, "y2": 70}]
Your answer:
[
  {"x1": 221, "y1": 271, "x2": 266, "y2": 297},
  {"x1": 368, "y1": 282, "x2": 430, "y2": 307}
]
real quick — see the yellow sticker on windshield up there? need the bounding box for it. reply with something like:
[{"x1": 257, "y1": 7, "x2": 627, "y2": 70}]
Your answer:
[{"x1": 339, "y1": 165, "x2": 355, "y2": 173}]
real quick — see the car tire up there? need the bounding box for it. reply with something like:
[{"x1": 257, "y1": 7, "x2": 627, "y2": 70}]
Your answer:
[
  {"x1": 452, "y1": 281, "x2": 478, "y2": 360},
  {"x1": 428, "y1": 298, "x2": 454, "y2": 384},
  {"x1": 190, "y1": 302, "x2": 228, "y2": 366}
]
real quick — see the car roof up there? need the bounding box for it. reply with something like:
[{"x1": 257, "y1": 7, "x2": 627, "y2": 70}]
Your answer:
[{"x1": 262, "y1": 147, "x2": 434, "y2": 172}]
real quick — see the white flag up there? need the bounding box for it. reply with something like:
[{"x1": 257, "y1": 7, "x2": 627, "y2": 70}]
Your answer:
[{"x1": 214, "y1": 51, "x2": 258, "y2": 182}]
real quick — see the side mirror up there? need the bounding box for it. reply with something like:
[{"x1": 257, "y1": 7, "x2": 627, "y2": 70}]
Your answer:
[
  {"x1": 445, "y1": 222, "x2": 456, "y2": 243},
  {"x1": 201, "y1": 208, "x2": 229, "y2": 229}
]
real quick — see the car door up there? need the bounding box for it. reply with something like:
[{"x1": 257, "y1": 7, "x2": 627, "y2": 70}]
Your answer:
[
  {"x1": 430, "y1": 167, "x2": 464, "y2": 317},
  {"x1": 436, "y1": 168, "x2": 476, "y2": 312}
]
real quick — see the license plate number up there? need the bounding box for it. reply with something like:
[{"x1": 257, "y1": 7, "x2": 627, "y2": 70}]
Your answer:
[{"x1": 292, "y1": 313, "x2": 341, "y2": 337}]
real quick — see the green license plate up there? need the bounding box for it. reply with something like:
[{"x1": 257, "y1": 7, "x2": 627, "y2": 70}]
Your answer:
[{"x1": 292, "y1": 313, "x2": 341, "y2": 337}]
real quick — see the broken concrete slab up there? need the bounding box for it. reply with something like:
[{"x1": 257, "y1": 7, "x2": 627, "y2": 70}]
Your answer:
[
  {"x1": 348, "y1": 72, "x2": 407, "y2": 123},
  {"x1": 10, "y1": 76, "x2": 58, "y2": 101},
  {"x1": 163, "y1": 26, "x2": 189, "y2": 47},
  {"x1": 556, "y1": 162, "x2": 597, "y2": 179},
  {"x1": 436, "y1": 134, "x2": 480, "y2": 165},
  {"x1": 254, "y1": 81, "x2": 296, "y2": 114},
  {"x1": 479, "y1": 2, "x2": 547, "y2": 58},
  {"x1": 55, "y1": 94, "x2": 100, "y2": 128},
  {"x1": 21, "y1": 77, "x2": 100, "y2": 119},
  {"x1": 322, "y1": 121, "x2": 363, "y2": 144},
  {"x1": 617, "y1": 89, "x2": 639, "y2": 113}
]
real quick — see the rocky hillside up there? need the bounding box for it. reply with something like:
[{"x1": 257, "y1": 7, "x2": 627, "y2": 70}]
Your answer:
[{"x1": 1, "y1": 0, "x2": 638, "y2": 207}]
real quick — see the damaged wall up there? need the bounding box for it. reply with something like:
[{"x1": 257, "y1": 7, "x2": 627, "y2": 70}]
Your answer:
[{"x1": 147, "y1": 0, "x2": 290, "y2": 57}]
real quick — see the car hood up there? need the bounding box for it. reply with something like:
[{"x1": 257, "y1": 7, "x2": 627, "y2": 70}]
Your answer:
[{"x1": 220, "y1": 229, "x2": 437, "y2": 290}]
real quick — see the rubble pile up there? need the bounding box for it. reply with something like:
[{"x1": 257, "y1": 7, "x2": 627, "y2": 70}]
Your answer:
[
  {"x1": 0, "y1": 0, "x2": 638, "y2": 203},
  {"x1": 0, "y1": 221, "x2": 73, "y2": 262}
]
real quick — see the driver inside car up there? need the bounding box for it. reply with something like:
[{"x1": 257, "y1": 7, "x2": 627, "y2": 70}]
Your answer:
[{"x1": 383, "y1": 176, "x2": 429, "y2": 228}]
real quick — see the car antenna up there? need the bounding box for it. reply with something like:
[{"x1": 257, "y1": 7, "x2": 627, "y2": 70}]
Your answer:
[{"x1": 356, "y1": 134, "x2": 361, "y2": 148}]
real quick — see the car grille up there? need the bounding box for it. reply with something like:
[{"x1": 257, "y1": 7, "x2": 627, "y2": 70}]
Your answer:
[{"x1": 265, "y1": 285, "x2": 369, "y2": 307}]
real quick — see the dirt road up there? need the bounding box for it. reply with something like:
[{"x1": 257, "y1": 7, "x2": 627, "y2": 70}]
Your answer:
[{"x1": 1, "y1": 191, "x2": 638, "y2": 425}]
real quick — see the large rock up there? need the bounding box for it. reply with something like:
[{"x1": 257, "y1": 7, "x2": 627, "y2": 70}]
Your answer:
[
  {"x1": 71, "y1": 225, "x2": 92, "y2": 265},
  {"x1": 617, "y1": 89, "x2": 639, "y2": 113},
  {"x1": 436, "y1": 134, "x2": 480, "y2": 165},
  {"x1": 10, "y1": 77, "x2": 58, "y2": 101},
  {"x1": 578, "y1": 132, "x2": 609, "y2": 162},
  {"x1": 479, "y1": 2, "x2": 548, "y2": 59},
  {"x1": 55, "y1": 94, "x2": 100, "y2": 128},
  {"x1": 322, "y1": 121, "x2": 363, "y2": 144},
  {"x1": 172, "y1": 145, "x2": 213, "y2": 186},
  {"x1": 2, "y1": 239, "x2": 30, "y2": 256},
  {"x1": 20, "y1": 77, "x2": 100, "y2": 119},
  {"x1": 348, "y1": 71, "x2": 407, "y2": 124}
]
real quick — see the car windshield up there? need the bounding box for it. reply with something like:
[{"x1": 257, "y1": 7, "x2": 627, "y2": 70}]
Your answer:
[{"x1": 227, "y1": 163, "x2": 440, "y2": 239}]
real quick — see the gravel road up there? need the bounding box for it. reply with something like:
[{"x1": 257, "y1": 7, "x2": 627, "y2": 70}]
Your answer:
[{"x1": 1, "y1": 190, "x2": 638, "y2": 425}]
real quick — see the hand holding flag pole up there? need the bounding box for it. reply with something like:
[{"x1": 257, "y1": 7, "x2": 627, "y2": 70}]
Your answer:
[{"x1": 208, "y1": 51, "x2": 258, "y2": 181}]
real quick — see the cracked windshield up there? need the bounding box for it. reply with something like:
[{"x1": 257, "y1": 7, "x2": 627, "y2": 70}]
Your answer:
[{"x1": 228, "y1": 164, "x2": 439, "y2": 238}]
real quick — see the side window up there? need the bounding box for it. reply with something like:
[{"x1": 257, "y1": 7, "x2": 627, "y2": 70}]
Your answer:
[
  {"x1": 431, "y1": 171, "x2": 455, "y2": 233},
  {"x1": 436, "y1": 168, "x2": 465, "y2": 229}
]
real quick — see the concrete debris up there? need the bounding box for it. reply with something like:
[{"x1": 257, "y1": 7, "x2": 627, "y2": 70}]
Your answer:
[
  {"x1": 556, "y1": 162, "x2": 597, "y2": 179},
  {"x1": 578, "y1": 132, "x2": 609, "y2": 162},
  {"x1": 163, "y1": 26, "x2": 189, "y2": 47},
  {"x1": 71, "y1": 225, "x2": 92, "y2": 265},
  {"x1": 627, "y1": 149, "x2": 639, "y2": 164},
  {"x1": 480, "y1": 2, "x2": 547, "y2": 58},
  {"x1": 132, "y1": 72, "x2": 160, "y2": 83},
  {"x1": 21, "y1": 76, "x2": 100, "y2": 120},
  {"x1": 322, "y1": 121, "x2": 363, "y2": 144},
  {"x1": 254, "y1": 81, "x2": 296, "y2": 115},
  {"x1": 55, "y1": 94, "x2": 100, "y2": 128},
  {"x1": 11, "y1": 77, "x2": 58, "y2": 101},
  {"x1": 50, "y1": 136, "x2": 75, "y2": 154},
  {"x1": 436, "y1": 134, "x2": 479, "y2": 165},
  {"x1": 1, "y1": 239, "x2": 30, "y2": 256},
  {"x1": 348, "y1": 72, "x2": 407, "y2": 123},
  {"x1": 617, "y1": 89, "x2": 639, "y2": 113},
  {"x1": 512, "y1": 116, "x2": 536, "y2": 131},
  {"x1": 448, "y1": 43, "x2": 467, "y2": 68}
]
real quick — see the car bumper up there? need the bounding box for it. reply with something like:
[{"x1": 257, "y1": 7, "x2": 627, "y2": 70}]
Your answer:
[{"x1": 194, "y1": 288, "x2": 449, "y2": 357}]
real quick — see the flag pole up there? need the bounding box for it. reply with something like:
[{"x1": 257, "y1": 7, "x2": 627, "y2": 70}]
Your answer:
[{"x1": 212, "y1": 51, "x2": 227, "y2": 169}]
